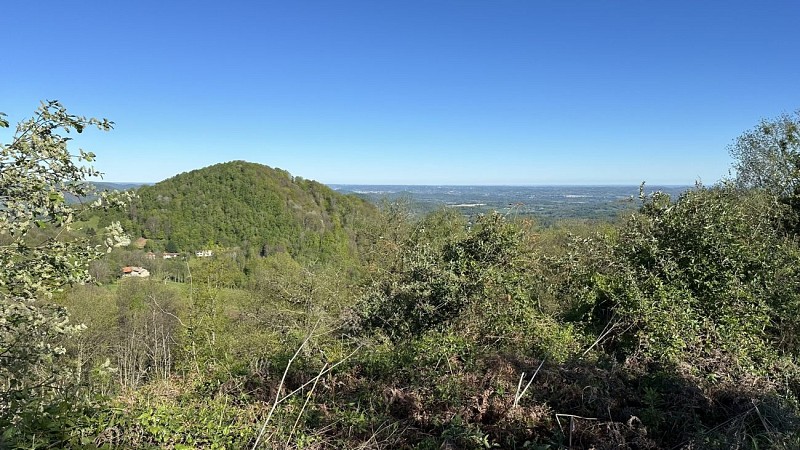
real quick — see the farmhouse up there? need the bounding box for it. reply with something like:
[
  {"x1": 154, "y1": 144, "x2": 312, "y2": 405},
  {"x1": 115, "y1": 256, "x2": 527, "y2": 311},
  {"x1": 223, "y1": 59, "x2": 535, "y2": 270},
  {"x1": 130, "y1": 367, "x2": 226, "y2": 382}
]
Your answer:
[{"x1": 121, "y1": 266, "x2": 150, "y2": 278}]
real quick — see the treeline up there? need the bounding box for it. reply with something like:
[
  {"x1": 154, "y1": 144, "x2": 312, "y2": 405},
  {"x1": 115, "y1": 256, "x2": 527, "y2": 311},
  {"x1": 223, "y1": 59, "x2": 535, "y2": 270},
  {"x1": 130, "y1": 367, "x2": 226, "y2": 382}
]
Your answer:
[{"x1": 2, "y1": 104, "x2": 800, "y2": 449}]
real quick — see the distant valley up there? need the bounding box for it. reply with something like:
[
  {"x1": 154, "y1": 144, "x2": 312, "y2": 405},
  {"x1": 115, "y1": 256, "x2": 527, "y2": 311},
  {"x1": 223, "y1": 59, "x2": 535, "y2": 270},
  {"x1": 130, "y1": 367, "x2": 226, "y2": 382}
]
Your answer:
[{"x1": 333, "y1": 184, "x2": 692, "y2": 223}]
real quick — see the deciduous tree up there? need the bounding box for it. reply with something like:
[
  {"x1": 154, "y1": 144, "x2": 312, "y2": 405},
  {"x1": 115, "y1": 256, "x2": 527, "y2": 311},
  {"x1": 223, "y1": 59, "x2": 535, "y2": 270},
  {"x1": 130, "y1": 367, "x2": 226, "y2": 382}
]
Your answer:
[
  {"x1": 730, "y1": 111, "x2": 800, "y2": 197},
  {"x1": 0, "y1": 101, "x2": 126, "y2": 446}
]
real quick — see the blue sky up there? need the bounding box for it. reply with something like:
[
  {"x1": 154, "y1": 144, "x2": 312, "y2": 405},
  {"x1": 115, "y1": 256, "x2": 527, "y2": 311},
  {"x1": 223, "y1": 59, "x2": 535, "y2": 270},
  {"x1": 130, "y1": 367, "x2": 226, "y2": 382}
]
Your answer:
[{"x1": 2, "y1": 1, "x2": 798, "y2": 185}]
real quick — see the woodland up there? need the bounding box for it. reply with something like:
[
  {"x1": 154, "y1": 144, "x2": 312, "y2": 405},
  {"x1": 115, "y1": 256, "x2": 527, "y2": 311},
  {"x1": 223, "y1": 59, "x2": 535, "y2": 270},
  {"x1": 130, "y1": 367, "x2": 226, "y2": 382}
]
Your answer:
[{"x1": 2, "y1": 102, "x2": 800, "y2": 449}]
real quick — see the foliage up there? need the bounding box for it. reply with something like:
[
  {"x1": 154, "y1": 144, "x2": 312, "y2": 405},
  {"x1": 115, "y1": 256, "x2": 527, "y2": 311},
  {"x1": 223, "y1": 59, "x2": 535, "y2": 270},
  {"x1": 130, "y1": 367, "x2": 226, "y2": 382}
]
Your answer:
[
  {"x1": 356, "y1": 211, "x2": 584, "y2": 363},
  {"x1": 356, "y1": 212, "x2": 515, "y2": 340},
  {"x1": 553, "y1": 184, "x2": 800, "y2": 367},
  {"x1": 74, "y1": 385, "x2": 261, "y2": 449},
  {"x1": 0, "y1": 101, "x2": 127, "y2": 447},
  {"x1": 730, "y1": 110, "x2": 800, "y2": 197}
]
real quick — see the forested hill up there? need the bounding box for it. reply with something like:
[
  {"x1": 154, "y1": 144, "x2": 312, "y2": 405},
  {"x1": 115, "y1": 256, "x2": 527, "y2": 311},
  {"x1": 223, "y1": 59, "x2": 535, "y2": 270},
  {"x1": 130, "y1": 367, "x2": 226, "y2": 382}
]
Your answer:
[{"x1": 100, "y1": 161, "x2": 377, "y2": 262}]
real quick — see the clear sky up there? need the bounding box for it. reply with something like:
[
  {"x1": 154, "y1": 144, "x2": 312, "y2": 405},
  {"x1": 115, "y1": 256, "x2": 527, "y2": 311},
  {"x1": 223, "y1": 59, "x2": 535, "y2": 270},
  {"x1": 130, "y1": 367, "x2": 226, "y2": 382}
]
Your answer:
[{"x1": 2, "y1": 1, "x2": 798, "y2": 185}]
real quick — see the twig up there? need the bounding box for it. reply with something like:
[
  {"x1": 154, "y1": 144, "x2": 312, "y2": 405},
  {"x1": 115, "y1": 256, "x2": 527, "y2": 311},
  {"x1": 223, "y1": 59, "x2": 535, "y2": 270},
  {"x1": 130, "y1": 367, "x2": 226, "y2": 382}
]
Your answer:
[
  {"x1": 285, "y1": 362, "x2": 328, "y2": 447},
  {"x1": 149, "y1": 294, "x2": 188, "y2": 328},
  {"x1": 555, "y1": 413, "x2": 597, "y2": 447},
  {"x1": 751, "y1": 399, "x2": 773, "y2": 433},
  {"x1": 582, "y1": 319, "x2": 619, "y2": 357},
  {"x1": 514, "y1": 359, "x2": 545, "y2": 407},
  {"x1": 555, "y1": 413, "x2": 597, "y2": 432},
  {"x1": 356, "y1": 420, "x2": 404, "y2": 449},
  {"x1": 251, "y1": 320, "x2": 319, "y2": 449},
  {"x1": 669, "y1": 407, "x2": 756, "y2": 450},
  {"x1": 276, "y1": 344, "x2": 362, "y2": 404}
]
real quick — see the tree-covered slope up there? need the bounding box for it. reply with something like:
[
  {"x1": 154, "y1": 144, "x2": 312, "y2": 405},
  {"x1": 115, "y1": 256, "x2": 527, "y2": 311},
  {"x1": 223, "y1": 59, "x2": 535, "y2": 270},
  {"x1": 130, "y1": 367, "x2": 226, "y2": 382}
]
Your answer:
[{"x1": 102, "y1": 161, "x2": 377, "y2": 262}]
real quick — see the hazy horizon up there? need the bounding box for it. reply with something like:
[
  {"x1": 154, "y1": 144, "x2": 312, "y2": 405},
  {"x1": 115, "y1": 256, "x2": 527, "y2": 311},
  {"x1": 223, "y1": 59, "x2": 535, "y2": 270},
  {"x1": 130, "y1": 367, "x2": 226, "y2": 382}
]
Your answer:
[{"x1": 97, "y1": 179, "x2": 694, "y2": 188}]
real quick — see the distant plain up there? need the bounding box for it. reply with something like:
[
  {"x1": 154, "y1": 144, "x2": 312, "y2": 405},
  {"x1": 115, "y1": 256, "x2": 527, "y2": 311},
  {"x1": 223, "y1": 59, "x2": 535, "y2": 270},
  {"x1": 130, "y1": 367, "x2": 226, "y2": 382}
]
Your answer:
[{"x1": 333, "y1": 184, "x2": 692, "y2": 223}]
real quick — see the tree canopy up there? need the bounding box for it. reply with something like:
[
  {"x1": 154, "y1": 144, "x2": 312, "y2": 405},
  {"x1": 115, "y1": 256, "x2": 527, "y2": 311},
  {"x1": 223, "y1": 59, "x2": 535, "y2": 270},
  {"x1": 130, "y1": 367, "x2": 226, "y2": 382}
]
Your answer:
[
  {"x1": 729, "y1": 110, "x2": 800, "y2": 197},
  {"x1": 100, "y1": 160, "x2": 378, "y2": 264}
]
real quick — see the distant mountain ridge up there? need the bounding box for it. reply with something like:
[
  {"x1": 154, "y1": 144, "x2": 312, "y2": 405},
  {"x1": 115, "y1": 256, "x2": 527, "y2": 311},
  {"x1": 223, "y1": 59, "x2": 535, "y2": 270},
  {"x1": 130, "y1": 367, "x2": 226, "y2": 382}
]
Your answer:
[
  {"x1": 100, "y1": 161, "x2": 377, "y2": 263},
  {"x1": 92, "y1": 181, "x2": 148, "y2": 191}
]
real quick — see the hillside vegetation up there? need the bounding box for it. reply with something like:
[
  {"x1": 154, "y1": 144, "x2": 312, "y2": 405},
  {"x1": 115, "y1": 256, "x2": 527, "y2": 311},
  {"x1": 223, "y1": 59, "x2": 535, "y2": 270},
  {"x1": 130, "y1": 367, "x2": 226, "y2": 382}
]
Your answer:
[
  {"x1": 3, "y1": 104, "x2": 800, "y2": 449},
  {"x1": 101, "y1": 161, "x2": 378, "y2": 264}
]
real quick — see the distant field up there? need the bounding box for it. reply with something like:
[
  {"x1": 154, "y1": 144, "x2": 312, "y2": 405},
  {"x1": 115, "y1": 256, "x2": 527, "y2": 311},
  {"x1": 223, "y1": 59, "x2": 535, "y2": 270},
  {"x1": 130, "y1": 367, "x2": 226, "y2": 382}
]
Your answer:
[{"x1": 332, "y1": 184, "x2": 693, "y2": 224}]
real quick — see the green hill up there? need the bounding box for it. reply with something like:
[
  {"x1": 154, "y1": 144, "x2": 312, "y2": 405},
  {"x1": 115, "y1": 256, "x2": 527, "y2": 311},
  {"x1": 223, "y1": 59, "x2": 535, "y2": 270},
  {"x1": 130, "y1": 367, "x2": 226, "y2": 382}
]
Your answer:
[{"x1": 100, "y1": 161, "x2": 377, "y2": 263}]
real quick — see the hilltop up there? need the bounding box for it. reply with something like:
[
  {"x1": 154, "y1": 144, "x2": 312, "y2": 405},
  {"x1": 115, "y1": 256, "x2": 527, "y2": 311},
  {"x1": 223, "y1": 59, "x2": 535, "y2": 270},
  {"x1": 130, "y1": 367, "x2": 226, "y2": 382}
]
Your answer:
[{"x1": 99, "y1": 161, "x2": 377, "y2": 263}]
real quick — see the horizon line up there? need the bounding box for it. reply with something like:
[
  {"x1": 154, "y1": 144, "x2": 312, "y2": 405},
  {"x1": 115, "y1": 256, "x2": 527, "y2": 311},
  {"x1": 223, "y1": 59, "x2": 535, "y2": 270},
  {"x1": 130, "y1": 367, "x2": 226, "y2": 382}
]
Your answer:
[{"x1": 98, "y1": 180, "x2": 697, "y2": 188}]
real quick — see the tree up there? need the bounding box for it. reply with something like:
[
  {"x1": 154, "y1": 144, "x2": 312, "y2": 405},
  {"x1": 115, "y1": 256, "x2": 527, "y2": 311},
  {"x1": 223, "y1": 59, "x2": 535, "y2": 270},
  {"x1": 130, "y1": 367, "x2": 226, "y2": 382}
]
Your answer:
[
  {"x1": 729, "y1": 110, "x2": 800, "y2": 197},
  {"x1": 0, "y1": 101, "x2": 126, "y2": 446},
  {"x1": 114, "y1": 279, "x2": 181, "y2": 389},
  {"x1": 165, "y1": 239, "x2": 179, "y2": 253},
  {"x1": 557, "y1": 184, "x2": 800, "y2": 365},
  {"x1": 356, "y1": 212, "x2": 536, "y2": 343}
]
